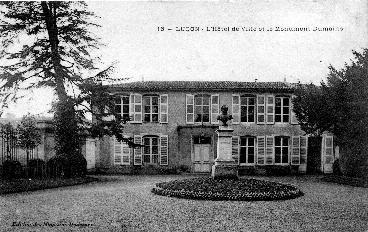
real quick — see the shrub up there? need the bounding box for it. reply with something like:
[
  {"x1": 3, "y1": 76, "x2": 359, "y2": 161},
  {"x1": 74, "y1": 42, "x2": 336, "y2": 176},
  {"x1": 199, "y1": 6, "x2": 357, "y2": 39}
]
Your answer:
[
  {"x1": 2, "y1": 160, "x2": 22, "y2": 179},
  {"x1": 264, "y1": 166, "x2": 291, "y2": 176},
  {"x1": 47, "y1": 154, "x2": 87, "y2": 178},
  {"x1": 47, "y1": 155, "x2": 69, "y2": 177},
  {"x1": 177, "y1": 165, "x2": 190, "y2": 173},
  {"x1": 67, "y1": 154, "x2": 87, "y2": 177},
  {"x1": 152, "y1": 177, "x2": 304, "y2": 201},
  {"x1": 28, "y1": 159, "x2": 46, "y2": 178}
]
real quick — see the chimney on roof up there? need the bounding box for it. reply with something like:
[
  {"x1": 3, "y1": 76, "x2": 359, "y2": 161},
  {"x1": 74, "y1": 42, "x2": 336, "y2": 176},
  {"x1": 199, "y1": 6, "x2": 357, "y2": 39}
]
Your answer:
[
  {"x1": 283, "y1": 77, "x2": 287, "y2": 82},
  {"x1": 141, "y1": 75, "x2": 144, "y2": 82}
]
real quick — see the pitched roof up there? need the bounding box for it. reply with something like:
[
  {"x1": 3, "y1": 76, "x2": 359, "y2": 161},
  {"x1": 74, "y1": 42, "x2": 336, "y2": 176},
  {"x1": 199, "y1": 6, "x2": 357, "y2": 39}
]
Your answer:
[{"x1": 109, "y1": 81, "x2": 298, "y2": 92}]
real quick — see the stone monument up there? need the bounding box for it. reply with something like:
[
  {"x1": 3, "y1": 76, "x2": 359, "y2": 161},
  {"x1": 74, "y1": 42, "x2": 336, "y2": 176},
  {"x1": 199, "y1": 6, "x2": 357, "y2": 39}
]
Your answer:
[{"x1": 211, "y1": 105, "x2": 239, "y2": 179}]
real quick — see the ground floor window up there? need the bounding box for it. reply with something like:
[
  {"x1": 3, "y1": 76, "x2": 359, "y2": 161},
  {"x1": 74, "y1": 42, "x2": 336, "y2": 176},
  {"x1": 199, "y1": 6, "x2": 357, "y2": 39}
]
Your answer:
[
  {"x1": 239, "y1": 136, "x2": 255, "y2": 164},
  {"x1": 143, "y1": 136, "x2": 159, "y2": 164},
  {"x1": 275, "y1": 136, "x2": 289, "y2": 164}
]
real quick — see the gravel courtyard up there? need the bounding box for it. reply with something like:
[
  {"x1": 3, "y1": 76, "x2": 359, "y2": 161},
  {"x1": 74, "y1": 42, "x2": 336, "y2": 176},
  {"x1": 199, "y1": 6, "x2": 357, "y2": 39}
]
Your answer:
[{"x1": 0, "y1": 175, "x2": 367, "y2": 232}]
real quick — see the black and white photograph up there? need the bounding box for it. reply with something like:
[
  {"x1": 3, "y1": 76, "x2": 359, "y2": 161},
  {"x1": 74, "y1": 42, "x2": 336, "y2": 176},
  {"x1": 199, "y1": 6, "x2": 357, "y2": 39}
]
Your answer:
[{"x1": 0, "y1": 0, "x2": 367, "y2": 231}]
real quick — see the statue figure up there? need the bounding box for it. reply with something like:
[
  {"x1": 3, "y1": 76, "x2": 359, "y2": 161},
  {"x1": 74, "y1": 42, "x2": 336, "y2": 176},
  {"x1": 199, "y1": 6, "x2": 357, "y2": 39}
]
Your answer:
[{"x1": 217, "y1": 105, "x2": 233, "y2": 126}]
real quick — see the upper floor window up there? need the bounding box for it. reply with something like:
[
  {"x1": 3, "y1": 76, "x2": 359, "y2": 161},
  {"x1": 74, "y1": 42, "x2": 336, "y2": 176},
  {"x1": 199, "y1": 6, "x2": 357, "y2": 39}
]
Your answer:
[
  {"x1": 275, "y1": 96, "x2": 290, "y2": 123},
  {"x1": 114, "y1": 95, "x2": 130, "y2": 120},
  {"x1": 143, "y1": 95, "x2": 159, "y2": 122},
  {"x1": 194, "y1": 94, "x2": 210, "y2": 123},
  {"x1": 186, "y1": 94, "x2": 219, "y2": 124},
  {"x1": 129, "y1": 94, "x2": 168, "y2": 124},
  {"x1": 275, "y1": 136, "x2": 289, "y2": 164},
  {"x1": 240, "y1": 95, "x2": 256, "y2": 122}
]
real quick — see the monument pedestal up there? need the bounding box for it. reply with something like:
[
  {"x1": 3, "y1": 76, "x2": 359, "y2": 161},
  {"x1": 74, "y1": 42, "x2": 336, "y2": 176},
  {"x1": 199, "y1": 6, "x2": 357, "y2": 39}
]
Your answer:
[{"x1": 211, "y1": 126, "x2": 239, "y2": 179}]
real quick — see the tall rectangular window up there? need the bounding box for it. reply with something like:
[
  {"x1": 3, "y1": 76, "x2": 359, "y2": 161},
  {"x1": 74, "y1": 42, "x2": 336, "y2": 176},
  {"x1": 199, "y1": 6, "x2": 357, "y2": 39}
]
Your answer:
[
  {"x1": 239, "y1": 137, "x2": 255, "y2": 164},
  {"x1": 143, "y1": 136, "x2": 159, "y2": 164},
  {"x1": 114, "y1": 95, "x2": 130, "y2": 120},
  {"x1": 143, "y1": 96, "x2": 159, "y2": 122},
  {"x1": 275, "y1": 97, "x2": 290, "y2": 123},
  {"x1": 240, "y1": 96, "x2": 255, "y2": 122},
  {"x1": 194, "y1": 95, "x2": 210, "y2": 123},
  {"x1": 275, "y1": 136, "x2": 289, "y2": 164}
]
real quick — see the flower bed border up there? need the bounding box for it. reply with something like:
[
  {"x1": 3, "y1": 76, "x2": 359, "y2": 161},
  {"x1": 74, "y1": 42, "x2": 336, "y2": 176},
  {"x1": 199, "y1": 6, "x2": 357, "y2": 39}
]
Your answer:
[{"x1": 152, "y1": 178, "x2": 304, "y2": 201}]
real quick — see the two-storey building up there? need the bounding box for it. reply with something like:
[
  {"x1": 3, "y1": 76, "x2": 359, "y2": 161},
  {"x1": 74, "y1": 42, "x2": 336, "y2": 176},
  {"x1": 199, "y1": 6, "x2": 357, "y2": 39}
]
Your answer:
[{"x1": 93, "y1": 81, "x2": 319, "y2": 174}]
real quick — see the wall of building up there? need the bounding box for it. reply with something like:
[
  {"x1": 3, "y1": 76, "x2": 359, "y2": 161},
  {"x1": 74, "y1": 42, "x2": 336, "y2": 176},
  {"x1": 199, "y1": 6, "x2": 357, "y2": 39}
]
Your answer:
[{"x1": 96, "y1": 90, "x2": 307, "y2": 174}]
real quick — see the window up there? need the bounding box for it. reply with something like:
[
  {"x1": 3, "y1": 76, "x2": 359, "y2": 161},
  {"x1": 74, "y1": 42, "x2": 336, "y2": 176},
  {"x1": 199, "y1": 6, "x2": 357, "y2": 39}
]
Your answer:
[
  {"x1": 114, "y1": 136, "x2": 131, "y2": 165},
  {"x1": 275, "y1": 136, "x2": 289, "y2": 164},
  {"x1": 240, "y1": 96, "x2": 255, "y2": 122},
  {"x1": 239, "y1": 137, "x2": 255, "y2": 164},
  {"x1": 143, "y1": 95, "x2": 159, "y2": 122},
  {"x1": 115, "y1": 95, "x2": 130, "y2": 120},
  {"x1": 275, "y1": 96, "x2": 290, "y2": 123},
  {"x1": 143, "y1": 136, "x2": 159, "y2": 164},
  {"x1": 194, "y1": 94, "x2": 210, "y2": 123}
]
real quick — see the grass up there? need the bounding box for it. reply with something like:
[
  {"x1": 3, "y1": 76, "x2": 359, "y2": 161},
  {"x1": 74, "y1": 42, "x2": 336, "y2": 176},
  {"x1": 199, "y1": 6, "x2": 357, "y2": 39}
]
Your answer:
[
  {"x1": 0, "y1": 176, "x2": 97, "y2": 194},
  {"x1": 153, "y1": 177, "x2": 303, "y2": 201}
]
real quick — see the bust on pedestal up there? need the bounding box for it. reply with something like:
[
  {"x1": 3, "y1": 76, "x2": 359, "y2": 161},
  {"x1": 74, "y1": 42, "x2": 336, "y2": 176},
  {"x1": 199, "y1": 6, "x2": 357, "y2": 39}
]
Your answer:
[{"x1": 211, "y1": 105, "x2": 239, "y2": 179}]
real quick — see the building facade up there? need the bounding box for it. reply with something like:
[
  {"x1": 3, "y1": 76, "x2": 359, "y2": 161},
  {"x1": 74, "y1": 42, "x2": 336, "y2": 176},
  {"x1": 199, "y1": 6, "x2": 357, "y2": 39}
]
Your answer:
[{"x1": 93, "y1": 81, "x2": 332, "y2": 174}]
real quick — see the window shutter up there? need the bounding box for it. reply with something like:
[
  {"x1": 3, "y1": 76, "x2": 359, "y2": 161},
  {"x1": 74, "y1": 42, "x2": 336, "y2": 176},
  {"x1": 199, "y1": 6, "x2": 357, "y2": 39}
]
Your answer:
[
  {"x1": 291, "y1": 136, "x2": 300, "y2": 165},
  {"x1": 300, "y1": 136, "x2": 308, "y2": 165},
  {"x1": 130, "y1": 94, "x2": 142, "y2": 123},
  {"x1": 257, "y1": 95, "x2": 266, "y2": 124},
  {"x1": 257, "y1": 136, "x2": 266, "y2": 165},
  {"x1": 266, "y1": 95, "x2": 275, "y2": 124},
  {"x1": 160, "y1": 135, "x2": 168, "y2": 165},
  {"x1": 232, "y1": 95, "x2": 240, "y2": 124},
  {"x1": 324, "y1": 136, "x2": 334, "y2": 164},
  {"x1": 211, "y1": 94, "x2": 220, "y2": 124},
  {"x1": 186, "y1": 94, "x2": 194, "y2": 124},
  {"x1": 290, "y1": 96, "x2": 298, "y2": 124},
  {"x1": 159, "y1": 94, "x2": 168, "y2": 123},
  {"x1": 114, "y1": 136, "x2": 122, "y2": 165},
  {"x1": 121, "y1": 140, "x2": 131, "y2": 165},
  {"x1": 265, "y1": 136, "x2": 274, "y2": 164},
  {"x1": 133, "y1": 135, "x2": 142, "y2": 165},
  {"x1": 231, "y1": 136, "x2": 239, "y2": 163}
]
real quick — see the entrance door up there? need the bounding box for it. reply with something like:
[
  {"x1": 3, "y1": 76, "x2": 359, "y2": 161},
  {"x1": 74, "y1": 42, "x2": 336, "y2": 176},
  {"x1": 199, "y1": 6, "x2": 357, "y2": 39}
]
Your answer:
[
  {"x1": 307, "y1": 136, "x2": 322, "y2": 174},
  {"x1": 193, "y1": 144, "x2": 211, "y2": 172},
  {"x1": 193, "y1": 136, "x2": 212, "y2": 173}
]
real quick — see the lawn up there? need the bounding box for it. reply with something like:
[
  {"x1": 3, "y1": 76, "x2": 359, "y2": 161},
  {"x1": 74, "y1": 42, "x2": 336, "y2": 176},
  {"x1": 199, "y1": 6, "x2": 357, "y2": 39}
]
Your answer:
[{"x1": 0, "y1": 175, "x2": 367, "y2": 232}]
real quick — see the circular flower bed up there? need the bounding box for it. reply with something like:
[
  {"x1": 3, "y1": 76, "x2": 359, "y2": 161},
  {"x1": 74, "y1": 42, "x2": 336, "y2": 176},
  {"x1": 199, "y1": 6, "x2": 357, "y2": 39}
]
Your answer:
[{"x1": 152, "y1": 177, "x2": 303, "y2": 201}]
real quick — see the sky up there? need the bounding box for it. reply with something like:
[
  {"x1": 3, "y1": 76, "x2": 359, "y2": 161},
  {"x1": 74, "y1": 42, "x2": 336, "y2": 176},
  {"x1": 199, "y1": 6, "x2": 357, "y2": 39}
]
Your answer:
[{"x1": 2, "y1": 0, "x2": 368, "y2": 118}]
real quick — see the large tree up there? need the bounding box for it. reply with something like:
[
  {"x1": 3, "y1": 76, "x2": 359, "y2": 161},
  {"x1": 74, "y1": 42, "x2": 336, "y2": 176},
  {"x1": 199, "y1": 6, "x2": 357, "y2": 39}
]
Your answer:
[
  {"x1": 0, "y1": 2, "x2": 131, "y2": 176},
  {"x1": 293, "y1": 49, "x2": 368, "y2": 177}
]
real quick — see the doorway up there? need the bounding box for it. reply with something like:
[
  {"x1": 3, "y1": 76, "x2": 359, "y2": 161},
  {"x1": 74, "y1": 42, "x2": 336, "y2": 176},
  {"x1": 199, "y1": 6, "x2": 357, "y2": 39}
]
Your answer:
[{"x1": 192, "y1": 136, "x2": 212, "y2": 173}]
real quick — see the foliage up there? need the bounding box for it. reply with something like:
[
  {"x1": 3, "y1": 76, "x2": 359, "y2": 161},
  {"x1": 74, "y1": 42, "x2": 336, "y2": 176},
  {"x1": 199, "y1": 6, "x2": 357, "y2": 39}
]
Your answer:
[
  {"x1": 293, "y1": 49, "x2": 368, "y2": 177},
  {"x1": 0, "y1": 122, "x2": 17, "y2": 160},
  {"x1": 293, "y1": 49, "x2": 368, "y2": 146},
  {"x1": 152, "y1": 177, "x2": 304, "y2": 201},
  {"x1": 0, "y1": 2, "x2": 134, "y2": 177},
  {"x1": 332, "y1": 159, "x2": 342, "y2": 176},
  {"x1": 16, "y1": 114, "x2": 41, "y2": 151},
  {"x1": 1, "y1": 160, "x2": 22, "y2": 179},
  {"x1": 46, "y1": 154, "x2": 86, "y2": 178},
  {"x1": 28, "y1": 159, "x2": 46, "y2": 178}
]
